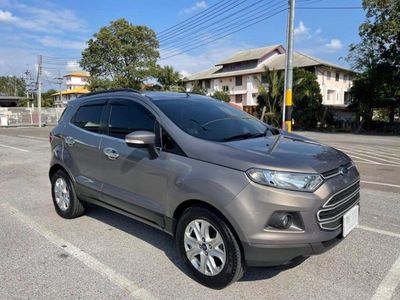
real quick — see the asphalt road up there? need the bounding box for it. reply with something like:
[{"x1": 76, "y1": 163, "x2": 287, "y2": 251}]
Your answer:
[{"x1": 0, "y1": 127, "x2": 399, "y2": 299}]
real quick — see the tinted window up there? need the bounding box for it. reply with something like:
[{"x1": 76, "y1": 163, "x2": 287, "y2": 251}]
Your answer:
[
  {"x1": 108, "y1": 102, "x2": 155, "y2": 139},
  {"x1": 154, "y1": 98, "x2": 270, "y2": 142},
  {"x1": 72, "y1": 105, "x2": 104, "y2": 133}
]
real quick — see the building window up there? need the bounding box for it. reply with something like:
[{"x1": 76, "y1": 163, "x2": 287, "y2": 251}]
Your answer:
[
  {"x1": 344, "y1": 92, "x2": 352, "y2": 105},
  {"x1": 222, "y1": 85, "x2": 229, "y2": 92},
  {"x1": 326, "y1": 71, "x2": 331, "y2": 80},
  {"x1": 343, "y1": 74, "x2": 348, "y2": 81},
  {"x1": 235, "y1": 94, "x2": 242, "y2": 103},
  {"x1": 261, "y1": 73, "x2": 268, "y2": 83},
  {"x1": 235, "y1": 76, "x2": 242, "y2": 86},
  {"x1": 336, "y1": 72, "x2": 340, "y2": 82},
  {"x1": 204, "y1": 79, "x2": 211, "y2": 89},
  {"x1": 327, "y1": 89, "x2": 336, "y2": 103}
]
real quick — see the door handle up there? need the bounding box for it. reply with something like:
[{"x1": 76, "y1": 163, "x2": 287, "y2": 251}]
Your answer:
[
  {"x1": 65, "y1": 136, "x2": 75, "y2": 147},
  {"x1": 103, "y1": 147, "x2": 119, "y2": 160}
]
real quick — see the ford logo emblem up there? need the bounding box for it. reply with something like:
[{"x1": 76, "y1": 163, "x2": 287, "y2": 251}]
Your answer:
[{"x1": 339, "y1": 166, "x2": 349, "y2": 176}]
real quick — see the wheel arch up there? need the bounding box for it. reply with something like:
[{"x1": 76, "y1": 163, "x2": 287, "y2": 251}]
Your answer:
[{"x1": 172, "y1": 199, "x2": 245, "y2": 255}]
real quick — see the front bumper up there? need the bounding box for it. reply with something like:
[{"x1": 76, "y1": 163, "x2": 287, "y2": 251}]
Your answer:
[
  {"x1": 223, "y1": 166, "x2": 360, "y2": 267},
  {"x1": 243, "y1": 233, "x2": 342, "y2": 267}
]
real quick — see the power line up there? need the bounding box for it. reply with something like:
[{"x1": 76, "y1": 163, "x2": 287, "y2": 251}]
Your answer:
[
  {"x1": 160, "y1": 1, "x2": 288, "y2": 58},
  {"x1": 161, "y1": 0, "x2": 284, "y2": 52},
  {"x1": 157, "y1": 0, "x2": 229, "y2": 36},
  {"x1": 159, "y1": 0, "x2": 247, "y2": 42},
  {"x1": 159, "y1": 0, "x2": 320, "y2": 58},
  {"x1": 297, "y1": 6, "x2": 363, "y2": 10},
  {"x1": 160, "y1": 7, "x2": 287, "y2": 61},
  {"x1": 160, "y1": 0, "x2": 278, "y2": 48}
]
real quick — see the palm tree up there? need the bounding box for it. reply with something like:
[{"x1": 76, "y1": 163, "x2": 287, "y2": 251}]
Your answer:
[{"x1": 256, "y1": 67, "x2": 285, "y2": 125}]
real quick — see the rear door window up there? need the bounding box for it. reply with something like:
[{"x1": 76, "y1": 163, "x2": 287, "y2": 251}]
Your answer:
[
  {"x1": 71, "y1": 105, "x2": 104, "y2": 133},
  {"x1": 107, "y1": 101, "x2": 156, "y2": 139}
]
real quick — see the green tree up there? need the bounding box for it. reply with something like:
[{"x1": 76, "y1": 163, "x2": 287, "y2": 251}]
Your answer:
[
  {"x1": 292, "y1": 68, "x2": 324, "y2": 129},
  {"x1": 156, "y1": 65, "x2": 181, "y2": 91},
  {"x1": 18, "y1": 89, "x2": 57, "y2": 107},
  {"x1": 80, "y1": 18, "x2": 159, "y2": 91},
  {"x1": 346, "y1": 0, "x2": 400, "y2": 128},
  {"x1": 212, "y1": 90, "x2": 230, "y2": 102},
  {"x1": 190, "y1": 80, "x2": 207, "y2": 95},
  {"x1": 0, "y1": 76, "x2": 26, "y2": 97},
  {"x1": 256, "y1": 67, "x2": 285, "y2": 126}
]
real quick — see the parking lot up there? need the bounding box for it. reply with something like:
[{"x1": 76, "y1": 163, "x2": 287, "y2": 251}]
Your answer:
[{"x1": 0, "y1": 127, "x2": 399, "y2": 299}]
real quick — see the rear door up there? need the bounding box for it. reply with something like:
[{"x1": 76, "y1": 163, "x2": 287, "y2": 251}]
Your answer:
[
  {"x1": 63, "y1": 99, "x2": 106, "y2": 200},
  {"x1": 99, "y1": 98, "x2": 170, "y2": 226}
]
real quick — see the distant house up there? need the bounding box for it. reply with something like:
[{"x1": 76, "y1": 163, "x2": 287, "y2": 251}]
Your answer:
[
  {"x1": 52, "y1": 71, "x2": 90, "y2": 107},
  {"x1": 183, "y1": 45, "x2": 355, "y2": 115}
]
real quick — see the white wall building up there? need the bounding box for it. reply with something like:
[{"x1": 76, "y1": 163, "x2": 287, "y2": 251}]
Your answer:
[
  {"x1": 52, "y1": 71, "x2": 90, "y2": 107},
  {"x1": 183, "y1": 45, "x2": 354, "y2": 111}
]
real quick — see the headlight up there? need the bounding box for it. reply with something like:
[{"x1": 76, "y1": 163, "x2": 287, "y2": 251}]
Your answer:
[{"x1": 246, "y1": 169, "x2": 323, "y2": 192}]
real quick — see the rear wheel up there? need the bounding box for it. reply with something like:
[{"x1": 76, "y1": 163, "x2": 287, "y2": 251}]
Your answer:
[
  {"x1": 176, "y1": 207, "x2": 246, "y2": 289},
  {"x1": 51, "y1": 169, "x2": 84, "y2": 219}
]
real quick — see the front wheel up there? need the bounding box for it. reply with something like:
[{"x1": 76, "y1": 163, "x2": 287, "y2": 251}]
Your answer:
[
  {"x1": 176, "y1": 207, "x2": 246, "y2": 289},
  {"x1": 51, "y1": 169, "x2": 85, "y2": 219}
]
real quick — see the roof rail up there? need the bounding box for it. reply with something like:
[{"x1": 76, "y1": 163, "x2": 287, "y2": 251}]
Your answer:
[{"x1": 78, "y1": 88, "x2": 142, "y2": 98}]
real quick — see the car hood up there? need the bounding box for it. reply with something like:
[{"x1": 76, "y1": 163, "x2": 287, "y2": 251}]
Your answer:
[{"x1": 187, "y1": 132, "x2": 350, "y2": 174}]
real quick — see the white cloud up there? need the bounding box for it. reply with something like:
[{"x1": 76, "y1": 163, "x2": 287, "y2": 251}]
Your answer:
[
  {"x1": 0, "y1": 2, "x2": 87, "y2": 34},
  {"x1": 181, "y1": 1, "x2": 208, "y2": 15},
  {"x1": 294, "y1": 21, "x2": 311, "y2": 41},
  {"x1": 0, "y1": 9, "x2": 18, "y2": 22},
  {"x1": 323, "y1": 39, "x2": 343, "y2": 53},
  {"x1": 66, "y1": 60, "x2": 81, "y2": 71},
  {"x1": 38, "y1": 36, "x2": 86, "y2": 50}
]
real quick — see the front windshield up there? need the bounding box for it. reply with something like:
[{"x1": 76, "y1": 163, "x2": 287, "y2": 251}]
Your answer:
[{"x1": 154, "y1": 97, "x2": 276, "y2": 142}]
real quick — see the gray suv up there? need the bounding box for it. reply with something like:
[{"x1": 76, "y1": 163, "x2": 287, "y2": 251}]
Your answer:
[{"x1": 49, "y1": 89, "x2": 360, "y2": 288}]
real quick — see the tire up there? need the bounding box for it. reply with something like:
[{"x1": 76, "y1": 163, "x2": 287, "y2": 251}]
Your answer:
[
  {"x1": 51, "y1": 169, "x2": 85, "y2": 219},
  {"x1": 176, "y1": 207, "x2": 246, "y2": 289}
]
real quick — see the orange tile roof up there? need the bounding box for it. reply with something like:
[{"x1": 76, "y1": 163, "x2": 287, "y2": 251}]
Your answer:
[
  {"x1": 64, "y1": 71, "x2": 90, "y2": 78},
  {"x1": 51, "y1": 86, "x2": 90, "y2": 96}
]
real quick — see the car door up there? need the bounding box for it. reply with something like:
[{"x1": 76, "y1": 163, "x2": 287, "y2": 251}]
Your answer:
[
  {"x1": 63, "y1": 99, "x2": 106, "y2": 201},
  {"x1": 99, "y1": 98, "x2": 171, "y2": 227}
]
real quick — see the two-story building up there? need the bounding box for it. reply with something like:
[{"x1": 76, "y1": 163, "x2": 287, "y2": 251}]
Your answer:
[
  {"x1": 52, "y1": 71, "x2": 90, "y2": 107},
  {"x1": 183, "y1": 45, "x2": 354, "y2": 114}
]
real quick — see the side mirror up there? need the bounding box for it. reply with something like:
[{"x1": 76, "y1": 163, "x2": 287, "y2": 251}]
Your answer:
[
  {"x1": 125, "y1": 131, "x2": 155, "y2": 146},
  {"x1": 125, "y1": 131, "x2": 158, "y2": 159}
]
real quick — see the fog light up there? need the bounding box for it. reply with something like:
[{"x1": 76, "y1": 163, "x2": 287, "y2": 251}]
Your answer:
[{"x1": 268, "y1": 212, "x2": 293, "y2": 229}]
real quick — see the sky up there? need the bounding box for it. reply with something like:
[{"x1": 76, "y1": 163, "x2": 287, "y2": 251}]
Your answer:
[{"x1": 0, "y1": 0, "x2": 365, "y2": 90}]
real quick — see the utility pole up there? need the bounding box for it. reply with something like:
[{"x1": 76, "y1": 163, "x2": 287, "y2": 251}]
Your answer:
[
  {"x1": 37, "y1": 55, "x2": 42, "y2": 127},
  {"x1": 282, "y1": 0, "x2": 295, "y2": 132},
  {"x1": 54, "y1": 74, "x2": 64, "y2": 108}
]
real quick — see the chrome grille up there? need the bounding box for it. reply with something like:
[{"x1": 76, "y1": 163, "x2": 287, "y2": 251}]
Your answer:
[{"x1": 318, "y1": 180, "x2": 360, "y2": 231}]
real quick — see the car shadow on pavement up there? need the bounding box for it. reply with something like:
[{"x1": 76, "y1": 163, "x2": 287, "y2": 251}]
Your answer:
[{"x1": 85, "y1": 205, "x2": 307, "y2": 283}]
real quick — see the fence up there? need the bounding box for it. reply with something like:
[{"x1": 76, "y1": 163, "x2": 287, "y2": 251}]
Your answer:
[{"x1": 0, "y1": 107, "x2": 66, "y2": 127}]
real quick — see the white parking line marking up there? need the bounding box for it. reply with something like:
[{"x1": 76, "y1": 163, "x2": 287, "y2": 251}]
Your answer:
[
  {"x1": 17, "y1": 135, "x2": 48, "y2": 141},
  {"x1": 1, "y1": 203, "x2": 157, "y2": 300},
  {"x1": 336, "y1": 148, "x2": 400, "y2": 165},
  {"x1": 361, "y1": 181, "x2": 400, "y2": 189},
  {"x1": 372, "y1": 255, "x2": 400, "y2": 300},
  {"x1": 342, "y1": 152, "x2": 381, "y2": 164},
  {"x1": 357, "y1": 225, "x2": 400, "y2": 239},
  {"x1": 0, "y1": 143, "x2": 29, "y2": 152},
  {"x1": 353, "y1": 160, "x2": 400, "y2": 168},
  {"x1": 335, "y1": 146, "x2": 400, "y2": 163},
  {"x1": 352, "y1": 145, "x2": 400, "y2": 159}
]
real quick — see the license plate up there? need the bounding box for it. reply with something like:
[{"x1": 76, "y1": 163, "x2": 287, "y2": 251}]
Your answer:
[{"x1": 343, "y1": 205, "x2": 359, "y2": 237}]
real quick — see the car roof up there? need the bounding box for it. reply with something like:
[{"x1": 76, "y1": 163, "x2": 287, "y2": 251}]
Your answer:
[{"x1": 77, "y1": 89, "x2": 209, "y2": 102}]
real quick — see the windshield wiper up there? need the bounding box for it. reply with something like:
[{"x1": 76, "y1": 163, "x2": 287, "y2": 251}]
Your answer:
[
  {"x1": 222, "y1": 132, "x2": 263, "y2": 142},
  {"x1": 263, "y1": 127, "x2": 280, "y2": 136}
]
